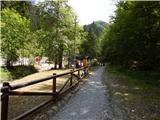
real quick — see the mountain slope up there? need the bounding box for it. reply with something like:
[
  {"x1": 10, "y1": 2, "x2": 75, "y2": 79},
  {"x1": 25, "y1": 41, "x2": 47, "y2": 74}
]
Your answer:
[{"x1": 83, "y1": 20, "x2": 107, "y2": 37}]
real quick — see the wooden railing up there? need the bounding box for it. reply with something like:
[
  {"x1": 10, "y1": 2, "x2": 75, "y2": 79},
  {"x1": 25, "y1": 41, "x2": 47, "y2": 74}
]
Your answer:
[{"x1": 1, "y1": 66, "x2": 89, "y2": 120}]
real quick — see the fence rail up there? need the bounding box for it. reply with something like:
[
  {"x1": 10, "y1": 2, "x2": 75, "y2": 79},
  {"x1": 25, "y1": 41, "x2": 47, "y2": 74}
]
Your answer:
[{"x1": 1, "y1": 66, "x2": 89, "y2": 120}]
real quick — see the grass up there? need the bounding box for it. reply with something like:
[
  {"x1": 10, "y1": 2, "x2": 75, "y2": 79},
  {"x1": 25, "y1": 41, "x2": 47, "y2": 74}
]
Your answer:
[
  {"x1": 0, "y1": 67, "x2": 11, "y2": 81},
  {"x1": 0, "y1": 65, "x2": 38, "y2": 82},
  {"x1": 107, "y1": 64, "x2": 160, "y2": 88},
  {"x1": 105, "y1": 64, "x2": 160, "y2": 120}
]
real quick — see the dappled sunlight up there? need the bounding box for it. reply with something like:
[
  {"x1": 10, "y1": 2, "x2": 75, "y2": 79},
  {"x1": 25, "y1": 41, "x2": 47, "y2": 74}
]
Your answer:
[
  {"x1": 1, "y1": 0, "x2": 159, "y2": 119},
  {"x1": 114, "y1": 92, "x2": 123, "y2": 96},
  {"x1": 12, "y1": 75, "x2": 71, "y2": 92},
  {"x1": 11, "y1": 69, "x2": 70, "y2": 84},
  {"x1": 6, "y1": 69, "x2": 75, "y2": 119},
  {"x1": 111, "y1": 83, "x2": 120, "y2": 88},
  {"x1": 89, "y1": 81, "x2": 101, "y2": 85},
  {"x1": 80, "y1": 108, "x2": 89, "y2": 114},
  {"x1": 124, "y1": 93, "x2": 129, "y2": 96},
  {"x1": 114, "y1": 92, "x2": 132, "y2": 101},
  {"x1": 8, "y1": 68, "x2": 83, "y2": 92},
  {"x1": 51, "y1": 67, "x2": 107, "y2": 120},
  {"x1": 105, "y1": 66, "x2": 160, "y2": 120},
  {"x1": 133, "y1": 87, "x2": 140, "y2": 90},
  {"x1": 9, "y1": 70, "x2": 71, "y2": 92},
  {"x1": 6, "y1": 66, "x2": 88, "y2": 119},
  {"x1": 69, "y1": 107, "x2": 90, "y2": 117},
  {"x1": 88, "y1": 81, "x2": 106, "y2": 89},
  {"x1": 89, "y1": 71, "x2": 96, "y2": 75}
]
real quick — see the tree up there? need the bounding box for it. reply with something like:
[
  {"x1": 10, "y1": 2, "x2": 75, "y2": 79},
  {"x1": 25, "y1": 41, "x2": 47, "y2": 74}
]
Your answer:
[
  {"x1": 101, "y1": 1, "x2": 160, "y2": 70},
  {"x1": 1, "y1": 1, "x2": 32, "y2": 18},
  {"x1": 1, "y1": 1, "x2": 85, "y2": 69},
  {"x1": 1, "y1": 8, "x2": 30, "y2": 66},
  {"x1": 39, "y1": 0, "x2": 79, "y2": 69},
  {"x1": 81, "y1": 21, "x2": 107, "y2": 58}
]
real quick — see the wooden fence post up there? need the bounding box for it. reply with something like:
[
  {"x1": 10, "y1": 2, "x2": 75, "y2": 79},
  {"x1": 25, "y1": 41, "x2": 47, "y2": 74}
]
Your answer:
[
  {"x1": 1, "y1": 82, "x2": 10, "y2": 120},
  {"x1": 52, "y1": 73, "x2": 56, "y2": 96},
  {"x1": 70, "y1": 70, "x2": 73, "y2": 86},
  {"x1": 78, "y1": 70, "x2": 80, "y2": 78},
  {"x1": 86, "y1": 66, "x2": 89, "y2": 75}
]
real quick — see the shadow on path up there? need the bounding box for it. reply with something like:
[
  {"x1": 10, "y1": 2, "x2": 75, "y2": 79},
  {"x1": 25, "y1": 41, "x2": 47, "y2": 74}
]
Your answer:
[{"x1": 50, "y1": 67, "x2": 108, "y2": 120}]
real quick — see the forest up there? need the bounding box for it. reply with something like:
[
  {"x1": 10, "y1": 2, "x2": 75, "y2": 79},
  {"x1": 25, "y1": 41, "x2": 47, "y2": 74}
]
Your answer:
[
  {"x1": 1, "y1": 1, "x2": 160, "y2": 80},
  {"x1": 1, "y1": 1, "x2": 160, "y2": 120},
  {"x1": 1, "y1": 1, "x2": 83, "y2": 69},
  {"x1": 101, "y1": 1, "x2": 160, "y2": 71}
]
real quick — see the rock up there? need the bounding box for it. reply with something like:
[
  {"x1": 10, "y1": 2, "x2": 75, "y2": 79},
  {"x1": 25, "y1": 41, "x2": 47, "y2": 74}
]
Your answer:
[
  {"x1": 131, "y1": 109, "x2": 135, "y2": 112},
  {"x1": 52, "y1": 106, "x2": 58, "y2": 111},
  {"x1": 47, "y1": 110, "x2": 54, "y2": 117}
]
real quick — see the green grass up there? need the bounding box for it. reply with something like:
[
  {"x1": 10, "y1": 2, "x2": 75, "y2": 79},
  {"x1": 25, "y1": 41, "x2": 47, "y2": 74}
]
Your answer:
[
  {"x1": 105, "y1": 64, "x2": 160, "y2": 120},
  {"x1": 0, "y1": 66, "x2": 38, "y2": 82},
  {"x1": 0, "y1": 67, "x2": 12, "y2": 81},
  {"x1": 107, "y1": 64, "x2": 160, "y2": 88}
]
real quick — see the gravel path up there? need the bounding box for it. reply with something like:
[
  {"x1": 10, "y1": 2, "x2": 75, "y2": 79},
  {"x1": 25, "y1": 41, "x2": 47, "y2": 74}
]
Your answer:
[{"x1": 50, "y1": 67, "x2": 108, "y2": 120}]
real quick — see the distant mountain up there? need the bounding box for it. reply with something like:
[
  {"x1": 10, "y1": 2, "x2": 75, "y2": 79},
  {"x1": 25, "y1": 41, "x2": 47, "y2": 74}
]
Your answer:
[{"x1": 83, "y1": 20, "x2": 107, "y2": 37}]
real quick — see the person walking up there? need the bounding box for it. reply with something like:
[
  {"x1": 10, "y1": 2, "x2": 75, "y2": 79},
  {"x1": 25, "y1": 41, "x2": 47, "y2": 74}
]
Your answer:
[{"x1": 82, "y1": 56, "x2": 88, "y2": 74}]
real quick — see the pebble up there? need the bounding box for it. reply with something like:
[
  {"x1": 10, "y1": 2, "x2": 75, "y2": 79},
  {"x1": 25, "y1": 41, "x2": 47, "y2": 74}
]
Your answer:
[{"x1": 50, "y1": 67, "x2": 107, "y2": 120}]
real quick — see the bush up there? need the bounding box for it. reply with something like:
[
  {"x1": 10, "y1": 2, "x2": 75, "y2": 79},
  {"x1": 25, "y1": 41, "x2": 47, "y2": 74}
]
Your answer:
[
  {"x1": 0, "y1": 67, "x2": 12, "y2": 81},
  {"x1": 107, "y1": 64, "x2": 160, "y2": 88},
  {"x1": 0, "y1": 65, "x2": 38, "y2": 81}
]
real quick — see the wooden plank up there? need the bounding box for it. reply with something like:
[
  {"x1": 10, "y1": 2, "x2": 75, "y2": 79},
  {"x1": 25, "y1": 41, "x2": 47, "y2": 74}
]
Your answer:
[{"x1": 9, "y1": 91, "x2": 57, "y2": 96}]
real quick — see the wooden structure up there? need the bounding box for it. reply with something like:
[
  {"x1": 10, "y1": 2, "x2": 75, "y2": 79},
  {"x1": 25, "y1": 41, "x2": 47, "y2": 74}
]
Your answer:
[{"x1": 1, "y1": 66, "x2": 89, "y2": 120}]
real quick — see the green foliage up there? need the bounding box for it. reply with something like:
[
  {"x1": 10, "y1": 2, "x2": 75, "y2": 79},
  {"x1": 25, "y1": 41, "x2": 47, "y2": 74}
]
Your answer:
[
  {"x1": 38, "y1": 0, "x2": 85, "y2": 68},
  {"x1": 81, "y1": 21, "x2": 107, "y2": 58},
  {"x1": 1, "y1": 1, "x2": 32, "y2": 18},
  {"x1": 24, "y1": 29, "x2": 47, "y2": 57},
  {"x1": 101, "y1": 1, "x2": 160, "y2": 70},
  {"x1": 1, "y1": 8, "x2": 30, "y2": 65},
  {"x1": 107, "y1": 64, "x2": 160, "y2": 88},
  {"x1": 84, "y1": 21, "x2": 107, "y2": 37},
  {"x1": 0, "y1": 1, "x2": 88, "y2": 69},
  {"x1": 0, "y1": 66, "x2": 38, "y2": 81},
  {"x1": 0, "y1": 67, "x2": 11, "y2": 81}
]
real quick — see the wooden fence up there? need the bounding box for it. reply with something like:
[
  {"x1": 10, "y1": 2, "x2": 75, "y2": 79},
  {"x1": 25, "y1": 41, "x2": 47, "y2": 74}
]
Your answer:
[{"x1": 1, "y1": 66, "x2": 89, "y2": 120}]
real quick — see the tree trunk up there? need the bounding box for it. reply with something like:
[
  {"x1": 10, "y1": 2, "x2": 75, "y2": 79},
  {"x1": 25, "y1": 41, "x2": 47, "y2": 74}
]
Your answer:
[
  {"x1": 58, "y1": 49, "x2": 63, "y2": 69},
  {"x1": 6, "y1": 60, "x2": 11, "y2": 67},
  {"x1": 67, "y1": 54, "x2": 70, "y2": 69},
  {"x1": 54, "y1": 55, "x2": 57, "y2": 69}
]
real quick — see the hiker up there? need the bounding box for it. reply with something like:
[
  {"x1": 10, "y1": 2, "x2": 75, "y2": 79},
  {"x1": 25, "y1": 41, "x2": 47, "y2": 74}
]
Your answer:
[
  {"x1": 93, "y1": 58, "x2": 98, "y2": 66},
  {"x1": 35, "y1": 56, "x2": 41, "y2": 65},
  {"x1": 82, "y1": 56, "x2": 88, "y2": 74},
  {"x1": 76, "y1": 59, "x2": 81, "y2": 68},
  {"x1": 82, "y1": 56, "x2": 88, "y2": 67}
]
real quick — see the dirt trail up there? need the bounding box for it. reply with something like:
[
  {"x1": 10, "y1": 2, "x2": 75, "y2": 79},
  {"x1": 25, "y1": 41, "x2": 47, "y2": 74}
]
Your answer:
[
  {"x1": 8, "y1": 69, "x2": 72, "y2": 120},
  {"x1": 49, "y1": 67, "x2": 108, "y2": 120},
  {"x1": 7, "y1": 66, "x2": 160, "y2": 120}
]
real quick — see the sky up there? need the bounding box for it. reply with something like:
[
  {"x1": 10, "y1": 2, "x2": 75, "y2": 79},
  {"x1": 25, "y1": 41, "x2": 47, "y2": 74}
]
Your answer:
[
  {"x1": 33, "y1": 0, "x2": 118, "y2": 25},
  {"x1": 68, "y1": 0, "x2": 118, "y2": 25}
]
